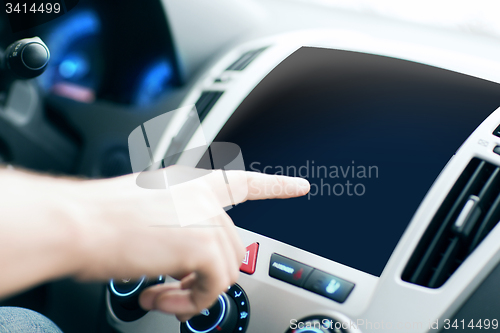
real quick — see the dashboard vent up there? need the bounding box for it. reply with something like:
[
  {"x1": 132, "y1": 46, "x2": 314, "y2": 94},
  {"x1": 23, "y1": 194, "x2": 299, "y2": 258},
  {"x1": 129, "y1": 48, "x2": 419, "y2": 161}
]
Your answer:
[
  {"x1": 195, "y1": 91, "x2": 224, "y2": 122},
  {"x1": 162, "y1": 91, "x2": 223, "y2": 167},
  {"x1": 403, "y1": 158, "x2": 500, "y2": 288},
  {"x1": 226, "y1": 47, "x2": 268, "y2": 71}
]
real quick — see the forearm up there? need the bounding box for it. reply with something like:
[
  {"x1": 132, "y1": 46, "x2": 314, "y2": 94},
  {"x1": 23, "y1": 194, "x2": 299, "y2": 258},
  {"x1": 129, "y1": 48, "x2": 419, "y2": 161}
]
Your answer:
[
  {"x1": 0, "y1": 168, "x2": 167, "y2": 297},
  {"x1": 0, "y1": 169, "x2": 84, "y2": 299}
]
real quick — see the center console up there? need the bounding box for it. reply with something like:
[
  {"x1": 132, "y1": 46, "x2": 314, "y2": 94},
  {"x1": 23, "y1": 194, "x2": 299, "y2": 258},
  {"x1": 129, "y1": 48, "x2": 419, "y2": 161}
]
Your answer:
[{"x1": 106, "y1": 30, "x2": 500, "y2": 332}]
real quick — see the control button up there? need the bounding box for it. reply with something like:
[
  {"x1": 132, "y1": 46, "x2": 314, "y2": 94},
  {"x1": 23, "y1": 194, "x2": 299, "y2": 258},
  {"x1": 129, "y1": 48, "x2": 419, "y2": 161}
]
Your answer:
[
  {"x1": 269, "y1": 253, "x2": 313, "y2": 287},
  {"x1": 494, "y1": 146, "x2": 500, "y2": 156},
  {"x1": 187, "y1": 295, "x2": 225, "y2": 332},
  {"x1": 240, "y1": 243, "x2": 259, "y2": 275},
  {"x1": 303, "y1": 269, "x2": 354, "y2": 303},
  {"x1": 493, "y1": 124, "x2": 500, "y2": 138},
  {"x1": 109, "y1": 277, "x2": 145, "y2": 297}
]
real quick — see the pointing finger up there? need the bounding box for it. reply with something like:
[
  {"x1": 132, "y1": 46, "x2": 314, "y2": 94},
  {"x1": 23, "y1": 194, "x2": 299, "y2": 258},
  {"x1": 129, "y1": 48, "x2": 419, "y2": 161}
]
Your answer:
[{"x1": 203, "y1": 170, "x2": 310, "y2": 207}]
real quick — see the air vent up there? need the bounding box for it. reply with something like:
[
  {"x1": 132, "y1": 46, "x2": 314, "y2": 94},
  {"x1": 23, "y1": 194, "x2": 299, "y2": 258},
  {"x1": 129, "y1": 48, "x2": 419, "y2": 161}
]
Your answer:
[
  {"x1": 403, "y1": 158, "x2": 500, "y2": 288},
  {"x1": 195, "y1": 91, "x2": 223, "y2": 122},
  {"x1": 162, "y1": 91, "x2": 223, "y2": 166},
  {"x1": 226, "y1": 47, "x2": 268, "y2": 71}
]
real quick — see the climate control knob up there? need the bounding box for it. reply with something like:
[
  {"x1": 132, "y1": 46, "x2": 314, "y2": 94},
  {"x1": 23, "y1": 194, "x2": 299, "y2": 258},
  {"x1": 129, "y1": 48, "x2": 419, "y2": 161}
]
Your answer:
[
  {"x1": 109, "y1": 277, "x2": 147, "y2": 310},
  {"x1": 181, "y1": 284, "x2": 250, "y2": 333},
  {"x1": 183, "y1": 293, "x2": 237, "y2": 333},
  {"x1": 108, "y1": 276, "x2": 164, "y2": 322}
]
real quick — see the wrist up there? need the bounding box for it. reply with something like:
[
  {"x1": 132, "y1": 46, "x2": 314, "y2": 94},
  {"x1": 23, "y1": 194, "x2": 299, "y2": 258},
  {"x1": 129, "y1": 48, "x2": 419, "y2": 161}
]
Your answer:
[
  {"x1": 61, "y1": 178, "x2": 117, "y2": 281},
  {"x1": 41, "y1": 176, "x2": 92, "y2": 281}
]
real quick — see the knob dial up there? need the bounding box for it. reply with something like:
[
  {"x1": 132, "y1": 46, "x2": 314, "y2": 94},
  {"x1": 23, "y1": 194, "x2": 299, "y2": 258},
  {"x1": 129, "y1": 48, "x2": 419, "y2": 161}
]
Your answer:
[
  {"x1": 182, "y1": 293, "x2": 237, "y2": 333},
  {"x1": 109, "y1": 277, "x2": 147, "y2": 310},
  {"x1": 181, "y1": 284, "x2": 250, "y2": 333},
  {"x1": 108, "y1": 276, "x2": 164, "y2": 322}
]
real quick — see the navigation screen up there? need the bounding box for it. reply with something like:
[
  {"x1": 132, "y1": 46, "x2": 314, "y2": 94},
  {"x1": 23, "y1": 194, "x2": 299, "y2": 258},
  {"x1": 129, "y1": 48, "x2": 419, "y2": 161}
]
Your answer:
[{"x1": 215, "y1": 47, "x2": 500, "y2": 276}]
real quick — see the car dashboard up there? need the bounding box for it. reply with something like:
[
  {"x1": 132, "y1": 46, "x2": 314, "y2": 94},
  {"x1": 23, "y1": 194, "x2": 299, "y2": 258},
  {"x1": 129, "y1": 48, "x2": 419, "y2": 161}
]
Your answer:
[{"x1": 106, "y1": 30, "x2": 500, "y2": 333}]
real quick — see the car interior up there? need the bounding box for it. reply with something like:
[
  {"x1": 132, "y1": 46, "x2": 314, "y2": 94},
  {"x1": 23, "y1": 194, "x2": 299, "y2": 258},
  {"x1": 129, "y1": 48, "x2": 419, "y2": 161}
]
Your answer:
[{"x1": 2, "y1": 0, "x2": 500, "y2": 332}]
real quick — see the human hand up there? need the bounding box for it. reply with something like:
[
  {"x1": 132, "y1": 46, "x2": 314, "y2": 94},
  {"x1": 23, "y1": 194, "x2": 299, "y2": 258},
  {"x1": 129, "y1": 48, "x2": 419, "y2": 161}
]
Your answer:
[{"x1": 72, "y1": 166, "x2": 309, "y2": 321}]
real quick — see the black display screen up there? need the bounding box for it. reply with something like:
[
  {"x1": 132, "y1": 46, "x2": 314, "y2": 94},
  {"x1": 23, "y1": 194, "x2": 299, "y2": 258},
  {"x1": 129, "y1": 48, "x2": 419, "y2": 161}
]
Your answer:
[{"x1": 216, "y1": 47, "x2": 500, "y2": 276}]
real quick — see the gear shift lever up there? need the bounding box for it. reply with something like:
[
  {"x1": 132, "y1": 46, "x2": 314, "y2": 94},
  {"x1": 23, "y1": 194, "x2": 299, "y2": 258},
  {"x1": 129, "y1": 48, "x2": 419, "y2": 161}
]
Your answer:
[{"x1": 0, "y1": 37, "x2": 50, "y2": 92}]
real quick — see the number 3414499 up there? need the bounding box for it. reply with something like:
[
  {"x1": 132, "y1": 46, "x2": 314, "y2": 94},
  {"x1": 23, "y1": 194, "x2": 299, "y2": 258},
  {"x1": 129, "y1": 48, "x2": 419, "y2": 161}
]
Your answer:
[
  {"x1": 6, "y1": 3, "x2": 61, "y2": 14},
  {"x1": 443, "y1": 319, "x2": 498, "y2": 330}
]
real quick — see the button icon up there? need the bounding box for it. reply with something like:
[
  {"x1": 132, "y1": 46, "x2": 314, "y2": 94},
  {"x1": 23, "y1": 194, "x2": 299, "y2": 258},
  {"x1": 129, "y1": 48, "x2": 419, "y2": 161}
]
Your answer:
[
  {"x1": 200, "y1": 309, "x2": 210, "y2": 316},
  {"x1": 240, "y1": 312, "x2": 248, "y2": 319},
  {"x1": 303, "y1": 269, "x2": 355, "y2": 303},
  {"x1": 478, "y1": 139, "x2": 489, "y2": 147},
  {"x1": 242, "y1": 251, "x2": 250, "y2": 265},
  {"x1": 325, "y1": 279, "x2": 341, "y2": 294},
  {"x1": 234, "y1": 291, "x2": 242, "y2": 298},
  {"x1": 240, "y1": 243, "x2": 259, "y2": 275},
  {"x1": 293, "y1": 268, "x2": 304, "y2": 280}
]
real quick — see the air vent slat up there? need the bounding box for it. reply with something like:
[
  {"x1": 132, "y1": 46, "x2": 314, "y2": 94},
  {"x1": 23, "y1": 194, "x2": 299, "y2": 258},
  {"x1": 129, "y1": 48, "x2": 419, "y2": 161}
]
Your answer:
[
  {"x1": 228, "y1": 53, "x2": 254, "y2": 71},
  {"x1": 428, "y1": 237, "x2": 460, "y2": 288},
  {"x1": 403, "y1": 158, "x2": 500, "y2": 288},
  {"x1": 462, "y1": 167, "x2": 500, "y2": 250},
  {"x1": 162, "y1": 91, "x2": 224, "y2": 167},
  {"x1": 476, "y1": 167, "x2": 500, "y2": 203},
  {"x1": 195, "y1": 91, "x2": 224, "y2": 122},
  {"x1": 226, "y1": 47, "x2": 267, "y2": 71},
  {"x1": 469, "y1": 183, "x2": 500, "y2": 252},
  {"x1": 408, "y1": 160, "x2": 489, "y2": 285}
]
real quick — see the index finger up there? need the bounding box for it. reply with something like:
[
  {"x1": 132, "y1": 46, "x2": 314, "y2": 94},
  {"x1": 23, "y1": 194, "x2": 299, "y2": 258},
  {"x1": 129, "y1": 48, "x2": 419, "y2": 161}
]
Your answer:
[{"x1": 205, "y1": 170, "x2": 310, "y2": 207}]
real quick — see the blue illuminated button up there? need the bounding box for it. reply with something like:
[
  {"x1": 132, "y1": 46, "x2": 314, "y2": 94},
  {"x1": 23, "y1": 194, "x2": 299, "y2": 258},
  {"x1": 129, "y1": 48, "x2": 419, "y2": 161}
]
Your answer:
[
  {"x1": 269, "y1": 253, "x2": 314, "y2": 287},
  {"x1": 303, "y1": 269, "x2": 354, "y2": 303}
]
